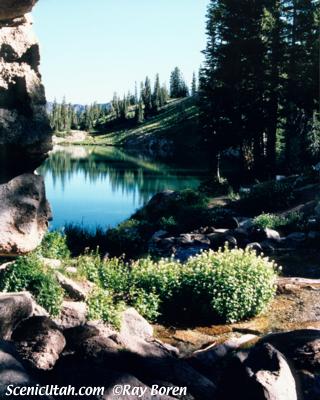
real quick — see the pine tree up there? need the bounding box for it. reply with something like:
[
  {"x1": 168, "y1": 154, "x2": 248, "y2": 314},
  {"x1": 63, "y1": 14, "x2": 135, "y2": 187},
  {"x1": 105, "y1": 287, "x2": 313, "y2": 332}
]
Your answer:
[
  {"x1": 191, "y1": 72, "x2": 197, "y2": 96},
  {"x1": 119, "y1": 95, "x2": 129, "y2": 121},
  {"x1": 170, "y1": 67, "x2": 189, "y2": 98},
  {"x1": 112, "y1": 92, "x2": 120, "y2": 119},
  {"x1": 201, "y1": 0, "x2": 268, "y2": 175},
  {"x1": 282, "y1": 0, "x2": 319, "y2": 171},
  {"x1": 134, "y1": 82, "x2": 138, "y2": 105},
  {"x1": 152, "y1": 74, "x2": 162, "y2": 112},
  {"x1": 135, "y1": 100, "x2": 145, "y2": 124},
  {"x1": 142, "y1": 76, "x2": 152, "y2": 115}
]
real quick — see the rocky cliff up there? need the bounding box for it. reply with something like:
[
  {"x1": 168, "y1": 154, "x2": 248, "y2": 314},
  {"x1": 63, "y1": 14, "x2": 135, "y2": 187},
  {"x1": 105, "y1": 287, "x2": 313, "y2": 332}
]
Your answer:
[
  {"x1": 0, "y1": 0, "x2": 51, "y2": 256},
  {"x1": 0, "y1": 0, "x2": 51, "y2": 155}
]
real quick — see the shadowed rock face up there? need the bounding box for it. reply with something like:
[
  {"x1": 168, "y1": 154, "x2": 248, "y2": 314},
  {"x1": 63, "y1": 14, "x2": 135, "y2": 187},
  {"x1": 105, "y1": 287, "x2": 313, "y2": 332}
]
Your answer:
[
  {"x1": 0, "y1": 0, "x2": 52, "y2": 256},
  {"x1": 0, "y1": 0, "x2": 38, "y2": 22},
  {"x1": 0, "y1": 0, "x2": 51, "y2": 156}
]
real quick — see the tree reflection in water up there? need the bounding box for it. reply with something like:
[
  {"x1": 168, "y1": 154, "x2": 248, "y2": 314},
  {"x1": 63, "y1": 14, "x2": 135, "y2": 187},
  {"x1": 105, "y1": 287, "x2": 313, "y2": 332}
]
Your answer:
[{"x1": 37, "y1": 146, "x2": 206, "y2": 230}]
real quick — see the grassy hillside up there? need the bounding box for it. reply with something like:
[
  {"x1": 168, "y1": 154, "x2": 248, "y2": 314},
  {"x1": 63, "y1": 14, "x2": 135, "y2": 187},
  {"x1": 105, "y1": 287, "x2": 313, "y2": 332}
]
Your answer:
[{"x1": 58, "y1": 98, "x2": 201, "y2": 152}]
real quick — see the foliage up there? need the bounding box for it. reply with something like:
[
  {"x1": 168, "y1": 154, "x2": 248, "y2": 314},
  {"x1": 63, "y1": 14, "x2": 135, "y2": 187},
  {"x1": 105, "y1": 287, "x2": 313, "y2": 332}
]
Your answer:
[
  {"x1": 159, "y1": 216, "x2": 178, "y2": 232},
  {"x1": 238, "y1": 180, "x2": 295, "y2": 214},
  {"x1": 105, "y1": 219, "x2": 148, "y2": 257},
  {"x1": 201, "y1": 0, "x2": 319, "y2": 174},
  {"x1": 39, "y1": 231, "x2": 71, "y2": 259},
  {"x1": 135, "y1": 188, "x2": 210, "y2": 233},
  {"x1": 199, "y1": 176, "x2": 231, "y2": 196},
  {"x1": 64, "y1": 225, "x2": 108, "y2": 257},
  {"x1": 49, "y1": 71, "x2": 173, "y2": 134},
  {"x1": 187, "y1": 248, "x2": 277, "y2": 323},
  {"x1": 307, "y1": 112, "x2": 320, "y2": 161},
  {"x1": 170, "y1": 67, "x2": 189, "y2": 98},
  {"x1": 78, "y1": 247, "x2": 278, "y2": 324},
  {"x1": 0, "y1": 254, "x2": 63, "y2": 316},
  {"x1": 253, "y1": 211, "x2": 303, "y2": 230},
  {"x1": 86, "y1": 287, "x2": 124, "y2": 328},
  {"x1": 78, "y1": 255, "x2": 159, "y2": 322}
]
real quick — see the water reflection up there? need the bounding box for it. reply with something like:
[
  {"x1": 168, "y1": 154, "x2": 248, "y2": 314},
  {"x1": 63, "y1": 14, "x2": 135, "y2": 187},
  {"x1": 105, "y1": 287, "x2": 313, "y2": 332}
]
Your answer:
[{"x1": 38, "y1": 146, "x2": 206, "y2": 229}]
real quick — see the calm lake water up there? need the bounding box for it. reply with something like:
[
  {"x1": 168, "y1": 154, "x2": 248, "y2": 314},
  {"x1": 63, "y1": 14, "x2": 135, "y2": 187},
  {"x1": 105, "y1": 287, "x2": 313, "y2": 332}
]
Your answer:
[{"x1": 37, "y1": 146, "x2": 207, "y2": 230}]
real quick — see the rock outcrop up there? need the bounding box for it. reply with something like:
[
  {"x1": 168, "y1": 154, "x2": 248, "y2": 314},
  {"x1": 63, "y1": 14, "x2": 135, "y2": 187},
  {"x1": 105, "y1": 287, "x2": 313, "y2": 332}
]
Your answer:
[
  {"x1": 0, "y1": 173, "x2": 51, "y2": 255},
  {"x1": 0, "y1": 1, "x2": 38, "y2": 22},
  {"x1": 0, "y1": 0, "x2": 52, "y2": 255},
  {"x1": 0, "y1": 0, "x2": 51, "y2": 155}
]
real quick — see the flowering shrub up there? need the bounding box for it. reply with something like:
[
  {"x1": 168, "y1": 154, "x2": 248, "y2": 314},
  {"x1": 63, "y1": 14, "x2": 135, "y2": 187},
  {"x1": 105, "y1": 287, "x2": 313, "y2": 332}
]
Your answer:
[{"x1": 81, "y1": 246, "x2": 278, "y2": 324}]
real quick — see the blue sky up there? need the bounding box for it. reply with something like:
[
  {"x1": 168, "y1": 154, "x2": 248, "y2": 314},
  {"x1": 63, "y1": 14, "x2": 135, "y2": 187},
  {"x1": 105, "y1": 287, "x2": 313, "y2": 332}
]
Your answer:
[{"x1": 33, "y1": 0, "x2": 208, "y2": 105}]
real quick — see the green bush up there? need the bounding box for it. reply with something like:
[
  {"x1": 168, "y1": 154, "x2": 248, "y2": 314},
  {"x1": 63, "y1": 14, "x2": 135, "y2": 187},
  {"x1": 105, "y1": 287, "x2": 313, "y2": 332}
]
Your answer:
[
  {"x1": 0, "y1": 254, "x2": 64, "y2": 316},
  {"x1": 131, "y1": 248, "x2": 277, "y2": 323},
  {"x1": 80, "y1": 247, "x2": 278, "y2": 324},
  {"x1": 238, "y1": 180, "x2": 295, "y2": 214},
  {"x1": 253, "y1": 211, "x2": 303, "y2": 231},
  {"x1": 105, "y1": 219, "x2": 147, "y2": 257},
  {"x1": 253, "y1": 213, "x2": 287, "y2": 229},
  {"x1": 159, "y1": 216, "x2": 178, "y2": 232},
  {"x1": 134, "y1": 189, "x2": 210, "y2": 233},
  {"x1": 64, "y1": 224, "x2": 108, "y2": 256},
  {"x1": 187, "y1": 248, "x2": 277, "y2": 322},
  {"x1": 86, "y1": 287, "x2": 124, "y2": 328},
  {"x1": 40, "y1": 231, "x2": 70, "y2": 259}
]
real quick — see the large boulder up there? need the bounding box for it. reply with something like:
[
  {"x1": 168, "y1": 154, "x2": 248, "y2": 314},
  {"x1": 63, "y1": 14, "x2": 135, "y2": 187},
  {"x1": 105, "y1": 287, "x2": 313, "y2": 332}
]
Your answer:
[
  {"x1": 0, "y1": 2, "x2": 51, "y2": 155},
  {"x1": 260, "y1": 329, "x2": 320, "y2": 372},
  {"x1": 0, "y1": 0, "x2": 38, "y2": 22},
  {"x1": 0, "y1": 173, "x2": 51, "y2": 255},
  {"x1": 55, "y1": 272, "x2": 92, "y2": 301},
  {"x1": 12, "y1": 316, "x2": 66, "y2": 370},
  {"x1": 120, "y1": 307, "x2": 153, "y2": 340},
  {"x1": 54, "y1": 301, "x2": 87, "y2": 330},
  {"x1": 0, "y1": 340, "x2": 52, "y2": 399},
  {"x1": 217, "y1": 343, "x2": 299, "y2": 400},
  {"x1": 0, "y1": 292, "x2": 34, "y2": 339}
]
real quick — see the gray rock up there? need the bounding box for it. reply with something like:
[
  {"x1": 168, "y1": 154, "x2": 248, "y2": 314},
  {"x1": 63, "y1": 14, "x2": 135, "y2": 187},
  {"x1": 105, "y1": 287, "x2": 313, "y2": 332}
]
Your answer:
[
  {"x1": 151, "y1": 230, "x2": 168, "y2": 240},
  {"x1": 260, "y1": 329, "x2": 320, "y2": 372},
  {"x1": 0, "y1": 12, "x2": 51, "y2": 153},
  {"x1": 0, "y1": 292, "x2": 34, "y2": 339},
  {"x1": 55, "y1": 272, "x2": 92, "y2": 301},
  {"x1": 246, "y1": 242, "x2": 263, "y2": 254},
  {"x1": 0, "y1": 340, "x2": 52, "y2": 399},
  {"x1": 120, "y1": 307, "x2": 153, "y2": 340},
  {"x1": 177, "y1": 234, "x2": 210, "y2": 246},
  {"x1": 12, "y1": 316, "x2": 66, "y2": 370},
  {"x1": 218, "y1": 342, "x2": 299, "y2": 400},
  {"x1": 187, "y1": 334, "x2": 257, "y2": 381},
  {"x1": 286, "y1": 232, "x2": 307, "y2": 242},
  {"x1": 260, "y1": 240, "x2": 276, "y2": 253},
  {"x1": 207, "y1": 232, "x2": 237, "y2": 250},
  {"x1": 102, "y1": 374, "x2": 176, "y2": 400},
  {"x1": 78, "y1": 333, "x2": 216, "y2": 400},
  {"x1": 250, "y1": 227, "x2": 281, "y2": 242},
  {"x1": 299, "y1": 370, "x2": 320, "y2": 400},
  {"x1": 232, "y1": 227, "x2": 250, "y2": 247},
  {"x1": 0, "y1": 174, "x2": 51, "y2": 255},
  {"x1": 54, "y1": 301, "x2": 87, "y2": 329},
  {"x1": 64, "y1": 323, "x2": 118, "y2": 352}
]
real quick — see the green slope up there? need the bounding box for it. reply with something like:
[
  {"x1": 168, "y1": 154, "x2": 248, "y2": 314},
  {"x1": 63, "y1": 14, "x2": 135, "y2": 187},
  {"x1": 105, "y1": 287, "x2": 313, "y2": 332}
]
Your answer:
[{"x1": 72, "y1": 97, "x2": 201, "y2": 151}]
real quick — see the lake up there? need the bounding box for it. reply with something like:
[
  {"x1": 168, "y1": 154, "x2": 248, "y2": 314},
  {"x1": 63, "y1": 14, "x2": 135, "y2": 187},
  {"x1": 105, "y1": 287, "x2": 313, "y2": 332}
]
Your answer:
[{"x1": 37, "y1": 145, "x2": 207, "y2": 230}]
